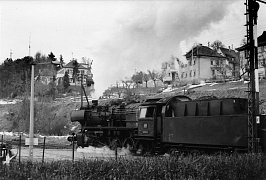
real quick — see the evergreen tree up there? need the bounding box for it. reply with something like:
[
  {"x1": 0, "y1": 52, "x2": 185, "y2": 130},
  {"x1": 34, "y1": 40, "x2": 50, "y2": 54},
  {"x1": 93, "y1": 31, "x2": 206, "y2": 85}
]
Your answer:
[
  {"x1": 48, "y1": 52, "x2": 56, "y2": 62},
  {"x1": 72, "y1": 60, "x2": 79, "y2": 83},
  {"x1": 59, "y1": 54, "x2": 64, "y2": 66},
  {"x1": 63, "y1": 71, "x2": 70, "y2": 91}
]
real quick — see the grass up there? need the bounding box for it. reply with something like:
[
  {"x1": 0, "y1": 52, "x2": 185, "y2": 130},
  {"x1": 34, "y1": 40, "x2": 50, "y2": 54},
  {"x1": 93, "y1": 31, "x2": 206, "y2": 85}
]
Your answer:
[{"x1": 1, "y1": 153, "x2": 266, "y2": 180}]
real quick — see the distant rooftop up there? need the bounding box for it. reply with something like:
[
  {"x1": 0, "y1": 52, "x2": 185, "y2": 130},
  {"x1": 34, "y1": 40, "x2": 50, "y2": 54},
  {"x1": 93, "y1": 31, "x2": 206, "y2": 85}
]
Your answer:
[
  {"x1": 64, "y1": 60, "x2": 87, "y2": 69},
  {"x1": 236, "y1": 31, "x2": 266, "y2": 51},
  {"x1": 185, "y1": 45, "x2": 224, "y2": 59}
]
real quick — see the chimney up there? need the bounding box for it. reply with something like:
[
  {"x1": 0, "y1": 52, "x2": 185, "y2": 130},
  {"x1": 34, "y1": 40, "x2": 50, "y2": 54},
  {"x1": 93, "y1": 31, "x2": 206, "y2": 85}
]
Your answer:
[
  {"x1": 208, "y1": 42, "x2": 210, "y2": 47},
  {"x1": 228, "y1": 46, "x2": 231, "y2": 50}
]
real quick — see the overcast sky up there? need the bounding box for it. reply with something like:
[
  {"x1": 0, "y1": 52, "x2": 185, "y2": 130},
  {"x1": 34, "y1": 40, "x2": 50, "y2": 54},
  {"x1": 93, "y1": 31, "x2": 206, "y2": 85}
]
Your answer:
[{"x1": 1, "y1": 0, "x2": 266, "y2": 98}]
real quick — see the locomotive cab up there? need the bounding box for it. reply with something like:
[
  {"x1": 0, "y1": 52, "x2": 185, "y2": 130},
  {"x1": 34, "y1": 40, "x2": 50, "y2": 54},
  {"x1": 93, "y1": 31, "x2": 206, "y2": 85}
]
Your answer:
[
  {"x1": 138, "y1": 106, "x2": 156, "y2": 137},
  {"x1": 135, "y1": 95, "x2": 191, "y2": 154}
]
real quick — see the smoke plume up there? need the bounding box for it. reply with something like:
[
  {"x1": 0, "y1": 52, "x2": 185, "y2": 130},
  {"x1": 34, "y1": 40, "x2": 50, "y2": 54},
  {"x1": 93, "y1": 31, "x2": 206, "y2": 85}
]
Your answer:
[{"x1": 89, "y1": 1, "x2": 236, "y2": 97}]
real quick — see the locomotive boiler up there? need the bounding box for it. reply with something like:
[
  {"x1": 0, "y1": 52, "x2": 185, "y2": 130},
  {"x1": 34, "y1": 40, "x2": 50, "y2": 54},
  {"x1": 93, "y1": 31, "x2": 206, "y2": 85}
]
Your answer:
[
  {"x1": 69, "y1": 95, "x2": 266, "y2": 154},
  {"x1": 70, "y1": 99, "x2": 140, "y2": 150}
]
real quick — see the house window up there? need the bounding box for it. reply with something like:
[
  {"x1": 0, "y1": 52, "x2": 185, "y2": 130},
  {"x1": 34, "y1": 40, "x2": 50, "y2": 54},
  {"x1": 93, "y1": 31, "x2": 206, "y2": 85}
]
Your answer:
[
  {"x1": 193, "y1": 71, "x2": 196, "y2": 77},
  {"x1": 212, "y1": 70, "x2": 215, "y2": 76},
  {"x1": 189, "y1": 60, "x2": 192, "y2": 66},
  {"x1": 193, "y1": 60, "x2": 195, "y2": 65},
  {"x1": 211, "y1": 60, "x2": 213, "y2": 65},
  {"x1": 190, "y1": 70, "x2": 192, "y2": 77}
]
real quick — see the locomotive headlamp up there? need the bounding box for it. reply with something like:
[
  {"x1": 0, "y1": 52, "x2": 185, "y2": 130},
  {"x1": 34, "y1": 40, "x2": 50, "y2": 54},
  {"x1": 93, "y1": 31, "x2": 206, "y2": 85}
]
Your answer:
[{"x1": 143, "y1": 123, "x2": 148, "y2": 128}]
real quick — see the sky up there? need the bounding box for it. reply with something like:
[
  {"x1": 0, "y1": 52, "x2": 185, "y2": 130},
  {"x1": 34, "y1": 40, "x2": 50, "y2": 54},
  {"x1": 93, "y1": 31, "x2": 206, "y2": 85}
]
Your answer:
[{"x1": 1, "y1": 0, "x2": 266, "y2": 98}]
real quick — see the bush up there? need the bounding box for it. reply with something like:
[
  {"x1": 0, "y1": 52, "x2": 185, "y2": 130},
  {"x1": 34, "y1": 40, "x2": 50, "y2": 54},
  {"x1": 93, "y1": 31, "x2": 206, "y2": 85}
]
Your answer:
[{"x1": 6, "y1": 98, "x2": 77, "y2": 135}]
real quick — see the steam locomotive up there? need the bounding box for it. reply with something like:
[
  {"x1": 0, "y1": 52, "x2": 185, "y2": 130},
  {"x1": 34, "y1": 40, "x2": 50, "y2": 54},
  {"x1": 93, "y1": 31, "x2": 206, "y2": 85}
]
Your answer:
[{"x1": 69, "y1": 95, "x2": 266, "y2": 154}]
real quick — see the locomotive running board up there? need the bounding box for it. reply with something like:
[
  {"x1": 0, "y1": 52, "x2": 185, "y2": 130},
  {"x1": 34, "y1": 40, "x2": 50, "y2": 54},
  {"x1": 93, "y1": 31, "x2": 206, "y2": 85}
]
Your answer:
[{"x1": 82, "y1": 126, "x2": 137, "y2": 131}]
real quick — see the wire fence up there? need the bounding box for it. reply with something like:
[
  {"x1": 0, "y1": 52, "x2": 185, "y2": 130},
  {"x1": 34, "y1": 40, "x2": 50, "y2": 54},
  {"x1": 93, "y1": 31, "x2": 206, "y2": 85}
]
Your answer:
[{"x1": 1, "y1": 134, "x2": 131, "y2": 164}]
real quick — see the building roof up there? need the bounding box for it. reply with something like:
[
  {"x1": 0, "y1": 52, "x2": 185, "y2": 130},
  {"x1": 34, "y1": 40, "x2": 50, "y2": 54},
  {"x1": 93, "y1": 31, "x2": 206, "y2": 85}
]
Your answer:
[
  {"x1": 236, "y1": 31, "x2": 266, "y2": 51},
  {"x1": 185, "y1": 45, "x2": 224, "y2": 59},
  {"x1": 219, "y1": 47, "x2": 239, "y2": 64},
  {"x1": 51, "y1": 60, "x2": 61, "y2": 65},
  {"x1": 63, "y1": 60, "x2": 87, "y2": 69},
  {"x1": 219, "y1": 47, "x2": 238, "y2": 58}
]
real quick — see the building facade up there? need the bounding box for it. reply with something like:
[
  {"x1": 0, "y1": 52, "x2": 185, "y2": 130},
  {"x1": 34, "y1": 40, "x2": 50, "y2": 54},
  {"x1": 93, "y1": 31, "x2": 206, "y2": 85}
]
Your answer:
[
  {"x1": 35, "y1": 60, "x2": 61, "y2": 84},
  {"x1": 181, "y1": 44, "x2": 239, "y2": 84},
  {"x1": 236, "y1": 31, "x2": 266, "y2": 79},
  {"x1": 57, "y1": 60, "x2": 94, "y2": 87},
  {"x1": 161, "y1": 57, "x2": 180, "y2": 85}
]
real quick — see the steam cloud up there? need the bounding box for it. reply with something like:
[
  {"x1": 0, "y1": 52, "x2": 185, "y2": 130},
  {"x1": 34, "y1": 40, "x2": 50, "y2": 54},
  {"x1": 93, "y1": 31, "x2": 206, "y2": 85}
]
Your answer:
[{"x1": 89, "y1": 1, "x2": 236, "y2": 97}]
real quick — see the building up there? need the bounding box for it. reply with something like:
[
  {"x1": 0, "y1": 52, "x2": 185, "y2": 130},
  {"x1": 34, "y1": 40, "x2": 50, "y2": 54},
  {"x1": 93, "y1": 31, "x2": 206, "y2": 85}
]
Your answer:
[
  {"x1": 161, "y1": 57, "x2": 180, "y2": 85},
  {"x1": 35, "y1": 60, "x2": 61, "y2": 84},
  {"x1": 57, "y1": 59, "x2": 94, "y2": 87},
  {"x1": 236, "y1": 31, "x2": 266, "y2": 79},
  {"x1": 217, "y1": 47, "x2": 240, "y2": 78},
  {"x1": 181, "y1": 44, "x2": 239, "y2": 84}
]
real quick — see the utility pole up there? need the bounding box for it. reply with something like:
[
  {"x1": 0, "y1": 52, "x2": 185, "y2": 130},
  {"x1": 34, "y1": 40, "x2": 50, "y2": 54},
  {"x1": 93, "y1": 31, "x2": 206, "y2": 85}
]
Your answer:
[
  {"x1": 245, "y1": 0, "x2": 260, "y2": 153},
  {"x1": 28, "y1": 33, "x2": 35, "y2": 160},
  {"x1": 29, "y1": 62, "x2": 35, "y2": 160}
]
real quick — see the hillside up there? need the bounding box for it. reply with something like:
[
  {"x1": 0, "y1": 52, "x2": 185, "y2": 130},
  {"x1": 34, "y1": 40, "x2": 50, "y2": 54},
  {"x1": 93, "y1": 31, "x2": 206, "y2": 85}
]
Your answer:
[
  {"x1": 1, "y1": 79, "x2": 266, "y2": 134},
  {"x1": 149, "y1": 79, "x2": 266, "y2": 113}
]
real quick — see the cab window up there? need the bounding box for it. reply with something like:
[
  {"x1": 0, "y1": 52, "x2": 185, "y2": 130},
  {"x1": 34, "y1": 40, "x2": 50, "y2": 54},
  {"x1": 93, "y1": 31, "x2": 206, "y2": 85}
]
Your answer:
[{"x1": 139, "y1": 107, "x2": 155, "y2": 118}]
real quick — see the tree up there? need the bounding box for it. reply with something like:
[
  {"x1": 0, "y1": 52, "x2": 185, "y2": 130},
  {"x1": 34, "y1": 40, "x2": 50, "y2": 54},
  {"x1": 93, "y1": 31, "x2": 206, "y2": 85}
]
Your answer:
[
  {"x1": 131, "y1": 71, "x2": 144, "y2": 88},
  {"x1": 143, "y1": 73, "x2": 150, "y2": 88},
  {"x1": 148, "y1": 70, "x2": 158, "y2": 87},
  {"x1": 103, "y1": 88, "x2": 114, "y2": 98},
  {"x1": 213, "y1": 59, "x2": 232, "y2": 81},
  {"x1": 34, "y1": 52, "x2": 47, "y2": 63},
  {"x1": 48, "y1": 75, "x2": 57, "y2": 100},
  {"x1": 72, "y1": 60, "x2": 79, "y2": 83},
  {"x1": 48, "y1": 52, "x2": 56, "y2": 62},
  {"x1": 211, "y1": 40, "x2": 225, "y2": 51},
  {"x1": 59, "y1": 54, "x2": 64, "y2": 66},
  {"x1": 158, "y1": 70, "x2": 166, "y2": 83},
  {"x1": 63, "y1": 71, "x2": 70, "y2": 91},
  {"x1": 122, "y1": 79, "x2": 133, "y2": 89}
]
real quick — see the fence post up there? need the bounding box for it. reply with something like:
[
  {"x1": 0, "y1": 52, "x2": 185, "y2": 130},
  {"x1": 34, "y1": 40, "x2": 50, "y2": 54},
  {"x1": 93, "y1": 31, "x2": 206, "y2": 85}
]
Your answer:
[
  {"x1": 19, "y1": 135, "x2": 21, "y2": 164},
  {"x1": 42, "y1": 137, "x2": 46, "y2": 163},
  {"x1": 115, "y1": 139, "x2": 117, "y2": 161},
  {"x1": 0, "y1": 134, "x2": 3, "y2": 157},
  {"x1": 72, "y1": 133, "x2": 75, "y2": 163}
]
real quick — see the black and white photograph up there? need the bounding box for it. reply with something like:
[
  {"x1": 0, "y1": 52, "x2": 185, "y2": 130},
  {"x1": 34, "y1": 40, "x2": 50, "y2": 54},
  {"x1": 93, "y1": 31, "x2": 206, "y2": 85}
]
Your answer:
[{"x1": 1, "y1": 0, "x2": 266, "y2": 179}]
